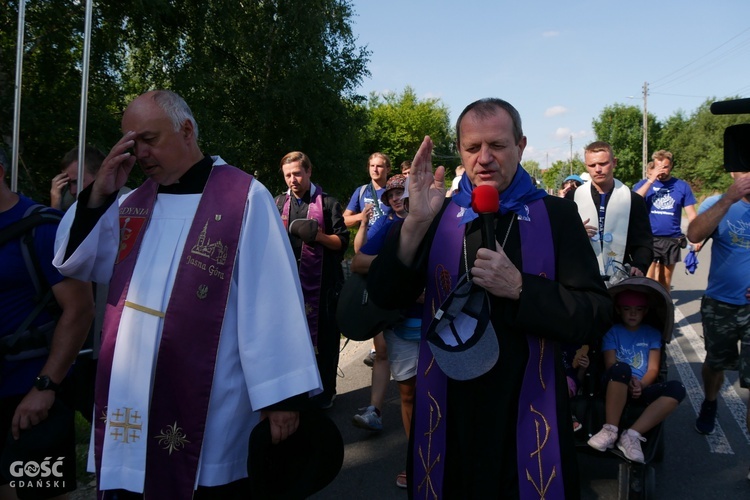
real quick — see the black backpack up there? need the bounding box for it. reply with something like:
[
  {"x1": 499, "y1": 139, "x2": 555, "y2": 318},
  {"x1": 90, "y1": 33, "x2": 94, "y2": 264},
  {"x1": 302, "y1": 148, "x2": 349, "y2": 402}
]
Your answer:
[{"x1": 0, "y1": 204, "x2": 62, "y2": 357}]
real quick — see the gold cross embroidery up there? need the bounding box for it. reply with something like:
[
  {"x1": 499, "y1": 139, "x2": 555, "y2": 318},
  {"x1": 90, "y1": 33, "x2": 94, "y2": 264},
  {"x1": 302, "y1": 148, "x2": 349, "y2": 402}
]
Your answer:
[{"x1": 109, "y1": 407, "x2": 143, "y2": 444}]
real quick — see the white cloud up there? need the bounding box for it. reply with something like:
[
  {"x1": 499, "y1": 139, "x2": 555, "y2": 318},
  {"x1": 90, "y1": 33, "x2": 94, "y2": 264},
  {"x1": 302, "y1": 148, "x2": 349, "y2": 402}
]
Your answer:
[
  {"x1": 542, "y1": 31, "x2": 560, "y2": 38},
  {"x1": 554, "y1": 128, "x2": 589, "y2": 141},
  {"x1": 554, "y1": 127, "x2": 571, "y2": 140},
  {"x1": 544, "y1": 106, "x2": 568, "y2": 117}
]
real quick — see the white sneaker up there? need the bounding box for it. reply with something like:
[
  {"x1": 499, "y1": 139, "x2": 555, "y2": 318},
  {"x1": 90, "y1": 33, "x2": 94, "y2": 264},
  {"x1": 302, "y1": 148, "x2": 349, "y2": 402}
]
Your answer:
[
  {"x1": 587, "y1": 424, "x2": 618, "y2": 452},
  {"x1": 617, "y1": 429, "x2": 646, "y2": 463}
]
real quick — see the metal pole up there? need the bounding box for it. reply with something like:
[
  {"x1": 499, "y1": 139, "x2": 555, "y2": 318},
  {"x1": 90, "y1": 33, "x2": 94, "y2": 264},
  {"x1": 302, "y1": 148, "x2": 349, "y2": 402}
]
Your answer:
[
  {"x1": 569, "y1": 135, "x2": 573, "y2": 175},
  {"x1": 11, "y1": 0, "x2": 27, "y2": 193},
  {"x1": 642, "y1": 81, "x2": 648, "y2": 179},
  {"x1": 76, "y1": 0, "x2": 95, "y2": 198}
]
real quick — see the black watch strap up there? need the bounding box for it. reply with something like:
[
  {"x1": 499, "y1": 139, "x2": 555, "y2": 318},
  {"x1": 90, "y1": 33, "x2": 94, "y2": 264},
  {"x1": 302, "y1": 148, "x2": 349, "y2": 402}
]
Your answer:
[{"x1": 34, "y1": 375, "x2": 60, "y2": 392}]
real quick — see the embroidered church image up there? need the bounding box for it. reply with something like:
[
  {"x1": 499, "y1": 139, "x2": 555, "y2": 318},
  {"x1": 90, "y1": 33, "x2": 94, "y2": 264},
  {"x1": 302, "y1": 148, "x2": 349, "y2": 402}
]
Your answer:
[{"x1": 191, "y1": 220, "x2": 228, "y2": 265}]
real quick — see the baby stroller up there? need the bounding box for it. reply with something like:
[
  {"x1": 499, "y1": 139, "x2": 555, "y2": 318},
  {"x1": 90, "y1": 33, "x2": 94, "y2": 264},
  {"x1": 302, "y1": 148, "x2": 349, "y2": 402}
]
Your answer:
[{"x1": 571, "y1": 276, "x2": 674, "y2": 500}]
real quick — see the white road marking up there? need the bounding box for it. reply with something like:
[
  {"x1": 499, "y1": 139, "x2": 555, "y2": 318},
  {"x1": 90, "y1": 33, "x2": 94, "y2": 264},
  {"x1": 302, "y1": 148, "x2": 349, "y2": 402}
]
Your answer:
[{"x1": 672, "y1": 306, "x2": 750, "y2": 450}]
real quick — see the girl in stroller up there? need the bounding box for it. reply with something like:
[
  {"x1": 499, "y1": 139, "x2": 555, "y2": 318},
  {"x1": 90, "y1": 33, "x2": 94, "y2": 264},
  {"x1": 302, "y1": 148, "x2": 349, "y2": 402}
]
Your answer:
[{"x1": 587, "y1": 288, "x2": 686, "y2": 463}]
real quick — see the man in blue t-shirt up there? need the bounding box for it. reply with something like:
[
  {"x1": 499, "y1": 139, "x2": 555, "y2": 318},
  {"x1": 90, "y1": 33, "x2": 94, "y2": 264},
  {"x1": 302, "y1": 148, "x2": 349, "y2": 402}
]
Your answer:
[
  {"x1": 634, "y1": 150, "x2": 699, "y2": 293},
  {"x1": 0, "y1": 151, "x2": 94, "y2": 498},
  {"x1": 687, "y1": 169, "x2": 750, "y2": 446},
  {"x1": 343, "y1": 152, "x2": 392, "y2": 234}
]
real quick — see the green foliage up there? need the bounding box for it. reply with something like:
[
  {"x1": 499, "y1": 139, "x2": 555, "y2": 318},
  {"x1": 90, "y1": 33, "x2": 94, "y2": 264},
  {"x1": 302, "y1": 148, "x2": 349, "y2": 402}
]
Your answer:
[
  {"x1": 364, "y1": 86, "x2": 455, "y2": 171},
  {"x1": 541, "y1": 157, "x2": 585, "y2": 193},
  {"x1": 660, "y1": 98, "x2": 746, "y2": 196},
  {"x1": 592, "y1": 103, "x2": 661, "y2": 186},
  {"x1": 0, "y1": 0, "x2": 124, "y2": 201},
  {"x1": 521, "y1": 159, "x2": 544, "y2": 189},
  {"x1": 1, "y1": 0, "x2": 371, "y2": 203}
]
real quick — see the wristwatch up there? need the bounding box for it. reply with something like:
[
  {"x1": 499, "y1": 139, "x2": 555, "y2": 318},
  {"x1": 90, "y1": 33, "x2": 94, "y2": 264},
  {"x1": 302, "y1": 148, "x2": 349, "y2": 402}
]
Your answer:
[{"x1": 34, "y1": 375, "x2": 60, "y2": 392}]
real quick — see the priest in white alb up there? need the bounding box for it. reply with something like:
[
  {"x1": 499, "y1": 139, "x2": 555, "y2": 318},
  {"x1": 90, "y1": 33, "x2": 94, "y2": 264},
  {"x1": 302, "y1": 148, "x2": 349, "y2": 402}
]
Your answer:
[{"x1": 53, "y1": 90, "x2": 322, "y2": 498}]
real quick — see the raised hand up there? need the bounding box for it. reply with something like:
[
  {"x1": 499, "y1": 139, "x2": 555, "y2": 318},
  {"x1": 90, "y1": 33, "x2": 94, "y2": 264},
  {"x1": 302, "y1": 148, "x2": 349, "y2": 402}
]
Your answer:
[
  {"x1": 396, "y1": 136, "x2": 446, "y2": 266},
  {"x1": 406, "y1": 136, "x2": 446, "y2": 226},
  {"x1": 726, "y1": 174, "x2": 750, "y2": 203},
  {"x1": 89, "y1": 131, "x2": 137, "y2": 208},
  {"x1": 50, "y1": 172, "x2": 69, "y2": 210}
]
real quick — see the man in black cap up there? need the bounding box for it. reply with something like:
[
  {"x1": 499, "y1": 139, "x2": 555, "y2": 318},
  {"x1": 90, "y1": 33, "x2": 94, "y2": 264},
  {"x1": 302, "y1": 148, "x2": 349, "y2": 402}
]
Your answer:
[{"x1": 367, "y1": 98, "x2": 612, "y2": 499}]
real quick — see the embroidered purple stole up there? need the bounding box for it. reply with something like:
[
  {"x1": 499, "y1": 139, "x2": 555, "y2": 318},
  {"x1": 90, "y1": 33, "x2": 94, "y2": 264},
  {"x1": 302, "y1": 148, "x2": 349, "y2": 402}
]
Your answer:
[
  {"x1": 413, "y1": 199, "x2": 564, "y2": 499},
  {"x1": 280, "y1": 185, "x2": 325, "y2": 346},
  {"x1": 93, "y1": 165, "x2": 252, "y2": 499}
]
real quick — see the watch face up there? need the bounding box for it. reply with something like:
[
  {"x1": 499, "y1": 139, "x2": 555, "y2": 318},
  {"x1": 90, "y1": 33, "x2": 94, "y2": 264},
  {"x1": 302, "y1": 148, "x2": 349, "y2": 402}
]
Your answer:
[{"x1": 35, "y1": 376, "x2": 54, "y2": 391}]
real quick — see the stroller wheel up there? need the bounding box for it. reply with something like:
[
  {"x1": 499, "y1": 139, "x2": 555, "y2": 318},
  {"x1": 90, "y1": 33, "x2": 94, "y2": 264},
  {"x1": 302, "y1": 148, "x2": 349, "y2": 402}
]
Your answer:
[{"x1": 619, "y1": 463, "x2": 656, "y2": 500}]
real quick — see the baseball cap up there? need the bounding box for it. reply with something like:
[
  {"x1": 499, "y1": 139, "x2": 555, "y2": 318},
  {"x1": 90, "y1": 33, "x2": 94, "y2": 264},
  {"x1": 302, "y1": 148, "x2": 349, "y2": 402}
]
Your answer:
[
  {"x1": 615, "y1": 289, "x2": 649, "y2": 307},
  {"x1": 563, "y1": 174, "x2": 584, "y2": 185},
  {"x1": 288, "y1": 218, "x2": 319, "y2": 243},
  {"x1": 425, "y1": 274, "x2": 499, "y2": 381}
]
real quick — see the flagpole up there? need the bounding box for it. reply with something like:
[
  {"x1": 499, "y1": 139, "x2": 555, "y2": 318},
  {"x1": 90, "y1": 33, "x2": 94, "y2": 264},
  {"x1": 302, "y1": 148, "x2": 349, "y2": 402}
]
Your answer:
[
  {"x1": 76, "y1": 0, "x2": 95, "y2": 198},
  {"x1": 11, "y1": 0, "x2": 27, "y2": 193}
]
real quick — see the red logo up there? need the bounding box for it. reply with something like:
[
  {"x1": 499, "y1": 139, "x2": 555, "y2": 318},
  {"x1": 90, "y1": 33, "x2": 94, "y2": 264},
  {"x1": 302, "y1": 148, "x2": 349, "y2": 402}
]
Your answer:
[{"x1": 116, "y1": 216, "x2": 147, "y2": 263}]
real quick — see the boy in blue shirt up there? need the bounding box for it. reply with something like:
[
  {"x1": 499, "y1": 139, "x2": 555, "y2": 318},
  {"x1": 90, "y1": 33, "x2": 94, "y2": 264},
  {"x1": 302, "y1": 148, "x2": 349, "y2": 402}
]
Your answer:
[{"x1": 587, "y1": 289, "x2": 685, "y2": 463}]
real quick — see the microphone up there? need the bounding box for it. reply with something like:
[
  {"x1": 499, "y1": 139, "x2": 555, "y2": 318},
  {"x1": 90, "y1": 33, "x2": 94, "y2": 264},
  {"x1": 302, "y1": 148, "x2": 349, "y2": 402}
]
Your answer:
[
  {"x1": 471, "y1": 184, "x2": 500, "y2": 251},
  {"x1": 710, "y1": 98, "x2": 750, "y2": 115}
]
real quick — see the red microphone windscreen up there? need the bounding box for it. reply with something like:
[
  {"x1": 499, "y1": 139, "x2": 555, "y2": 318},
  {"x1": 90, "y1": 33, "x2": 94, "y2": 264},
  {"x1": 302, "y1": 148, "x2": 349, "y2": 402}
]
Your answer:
[{"x1": 471, "y1": 184, "x2": 499, "y2": 214}]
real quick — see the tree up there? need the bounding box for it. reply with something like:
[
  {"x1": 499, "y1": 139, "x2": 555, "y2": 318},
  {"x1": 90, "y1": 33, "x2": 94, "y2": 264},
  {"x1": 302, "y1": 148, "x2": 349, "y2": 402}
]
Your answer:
[
  {"x1": 363, "y1": 86, "x2": 454, "y2": 172},
  {"x1": 1, "y1": 0, "x2": 371, "y2": 203},
  {"x1": 660, "y1": 98, "x2": 748, "y2": 196},
  {"x1": 541, "y1": 157, "x2": 585, "y2": 194},
  {"x1": 0, "y1": 0, "x2": 125, "y2": 201},
  {"x1": 592, "y1": 103, "x2": 661, "y2": 187}
]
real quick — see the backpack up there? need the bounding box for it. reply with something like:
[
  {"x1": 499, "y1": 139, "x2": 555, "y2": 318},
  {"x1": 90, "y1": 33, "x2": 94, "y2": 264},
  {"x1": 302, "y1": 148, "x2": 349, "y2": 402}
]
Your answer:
[{"x1": 0, "y1": 204, "x2": 62, "y2": 358}]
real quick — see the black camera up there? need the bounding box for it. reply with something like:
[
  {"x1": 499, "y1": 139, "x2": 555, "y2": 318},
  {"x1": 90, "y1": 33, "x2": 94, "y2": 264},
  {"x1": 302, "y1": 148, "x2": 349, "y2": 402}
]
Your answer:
[{"x1": 710, "y1": 98, "x2": 750, "y2": 173}]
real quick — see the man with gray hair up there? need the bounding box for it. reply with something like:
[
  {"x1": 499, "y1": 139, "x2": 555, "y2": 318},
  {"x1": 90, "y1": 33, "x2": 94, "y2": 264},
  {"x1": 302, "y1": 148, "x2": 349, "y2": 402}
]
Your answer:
[{"x1": 53, "y1": 90, "x2": 321, "y2": 498}]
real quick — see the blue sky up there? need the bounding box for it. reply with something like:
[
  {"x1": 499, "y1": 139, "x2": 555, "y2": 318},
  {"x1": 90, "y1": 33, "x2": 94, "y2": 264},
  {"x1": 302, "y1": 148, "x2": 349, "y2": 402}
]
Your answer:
[{"x1": 349, "y1": 1, "x2": 750, "y2": 167}]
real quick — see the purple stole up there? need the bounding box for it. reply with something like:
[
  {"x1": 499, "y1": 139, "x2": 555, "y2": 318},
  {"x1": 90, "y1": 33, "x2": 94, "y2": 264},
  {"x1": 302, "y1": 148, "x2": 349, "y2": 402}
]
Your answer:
[
  {"x1": 93, "y1": 165, "x2": 252, "y2": 499},
  {"x1": 413, "y1": 199, "x2": 564, "y2": 499},
  {"x1": 280, "y1": 185, "x2": 325, "y2": 347}
]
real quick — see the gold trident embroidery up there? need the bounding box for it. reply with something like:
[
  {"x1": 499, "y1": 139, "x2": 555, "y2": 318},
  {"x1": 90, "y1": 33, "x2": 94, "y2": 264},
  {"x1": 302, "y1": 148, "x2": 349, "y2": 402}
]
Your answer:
[
  {"x1": 109, "y1": 408, "x2": 143, "y2": 444},
  {"x1": 417, "y1": 391, "x2": 442, "y2": 500},
  {"x1": 525, "y1": 404, "x2": 556, "y2": 499},
  {"x1": 155, "y1": 421, "x2": 190, "y2": 455},
  {"x1": 197, "y1": 284, "x2": 208, "y2": 299}
]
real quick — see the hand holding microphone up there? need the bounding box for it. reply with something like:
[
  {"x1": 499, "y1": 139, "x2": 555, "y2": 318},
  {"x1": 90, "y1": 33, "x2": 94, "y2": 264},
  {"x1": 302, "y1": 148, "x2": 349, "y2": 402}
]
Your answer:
[
  {"x1": 470, "y1": 184, "x2": 523, "y2": 300},
  {"x1": 471, "y1": 184, "x2": 500, "y2": 251}
]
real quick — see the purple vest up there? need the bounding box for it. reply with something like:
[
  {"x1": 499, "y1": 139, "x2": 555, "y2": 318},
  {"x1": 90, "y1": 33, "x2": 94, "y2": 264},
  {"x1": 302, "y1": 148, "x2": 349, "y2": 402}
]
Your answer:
[
  {"x1": 413, "y1": 199, "x2": 564, "y2": 499},
  {"x1": 280, "y1": 185, "x2": 325, "y2": 346},
  {"x1": 94, "y1": 165, "x2": 252, "y2": 498}
]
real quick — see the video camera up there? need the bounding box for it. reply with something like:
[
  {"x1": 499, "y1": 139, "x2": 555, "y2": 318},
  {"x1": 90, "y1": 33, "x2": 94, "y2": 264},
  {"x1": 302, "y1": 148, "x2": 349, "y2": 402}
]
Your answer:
[{"x1": 710, "y1": 97, "x2": 750, "y2": 172}]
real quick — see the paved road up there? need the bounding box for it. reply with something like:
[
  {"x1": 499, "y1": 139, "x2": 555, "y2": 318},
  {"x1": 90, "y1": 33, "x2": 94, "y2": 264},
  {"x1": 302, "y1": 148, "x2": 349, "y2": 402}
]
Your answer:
[{"x1": 314, "y1": 237, "x2": 750, "y2": 499}]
